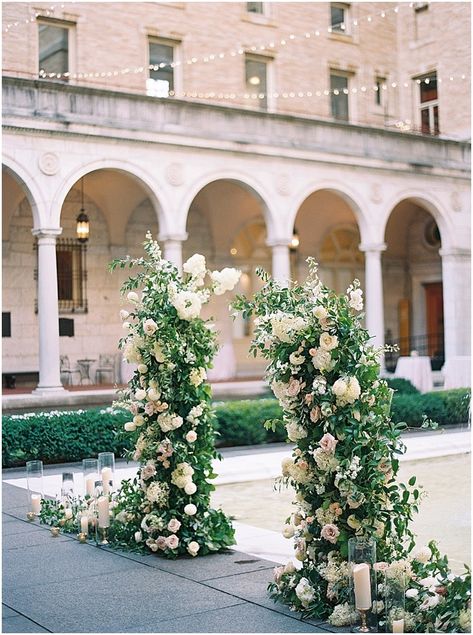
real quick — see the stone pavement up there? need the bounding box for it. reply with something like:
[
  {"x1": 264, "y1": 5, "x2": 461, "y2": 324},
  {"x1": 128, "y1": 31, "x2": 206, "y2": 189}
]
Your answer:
[{"x1": 2, "y1": 482, "x2": 343, "y2": 634}]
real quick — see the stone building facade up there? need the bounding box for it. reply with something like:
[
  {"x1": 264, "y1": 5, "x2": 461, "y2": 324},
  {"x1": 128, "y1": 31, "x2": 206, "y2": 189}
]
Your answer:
[{"x1": 2, "y1": 1, "x2": 471, "y2": 393}]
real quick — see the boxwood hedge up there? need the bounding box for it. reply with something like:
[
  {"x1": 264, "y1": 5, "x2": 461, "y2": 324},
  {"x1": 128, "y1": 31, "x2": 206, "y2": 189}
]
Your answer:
[{"x1": 2, "y1": 389, "x2": 470, "y2": 467}]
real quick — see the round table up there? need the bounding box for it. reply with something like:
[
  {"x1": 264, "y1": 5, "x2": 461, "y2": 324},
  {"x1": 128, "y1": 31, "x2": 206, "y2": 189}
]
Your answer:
[{"x1": 394, "y1": 355, "x2": 433, "y2": 393}]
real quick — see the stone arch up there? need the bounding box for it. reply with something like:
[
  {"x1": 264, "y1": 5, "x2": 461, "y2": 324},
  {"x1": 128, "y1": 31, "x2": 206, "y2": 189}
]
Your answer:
[
  {"x1": 51, "y1": 159, "x2": 168, "y2": 233},
  {"x1": 289, "y1": 180, "x2": 371, "y2": 245},
  {"x1": 2, "y1": 156, "x2": 44, "y2": 229},
  {"x1": 180, "y1": 170, "x2": 277, "y2": 242}
]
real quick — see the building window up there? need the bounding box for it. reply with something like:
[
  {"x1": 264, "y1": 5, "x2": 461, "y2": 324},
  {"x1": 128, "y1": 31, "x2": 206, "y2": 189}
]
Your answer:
[
  {"x1": 247, "y1": 2, "x2": 264, "y2": 13},
  {"x1": 2, "y1": 312, "x2": 11, "y2": 338},
  {"x1": 375, "y1": 77, "x2": 385, "y2": 106},
  {"x1": 417, "y1": 72, "x2": 439, "y2": 135},
  {"x1": 147, "y1": 40, "x2": 175, "y2": 97},
  {"x1": 330, "y1": 3, "x2": 350, "y2": 33},
  {"x1": 413, "y1": 2, "x2": 429, "y2": 12},
  {"x1": 38, "y1": 21, "x2": 70, "y2": 78},
  {"x1": 330, "y1": 73, "x2": 349, "y2": 121},
  {"x1": 245, "y1": 56, "x2": 268, "y2": 110}
]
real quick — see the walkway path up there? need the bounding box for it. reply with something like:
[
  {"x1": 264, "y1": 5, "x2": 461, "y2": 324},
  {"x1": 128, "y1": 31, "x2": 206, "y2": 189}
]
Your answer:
[{"x1": 3, "y1": 482, "x2": 337, "y2": 634}]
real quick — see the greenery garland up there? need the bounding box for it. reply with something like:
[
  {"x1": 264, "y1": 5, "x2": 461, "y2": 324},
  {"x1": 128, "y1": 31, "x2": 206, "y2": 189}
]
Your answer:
[{"x1": 232, "y1": 260, "x2": 470, "y2": 632}]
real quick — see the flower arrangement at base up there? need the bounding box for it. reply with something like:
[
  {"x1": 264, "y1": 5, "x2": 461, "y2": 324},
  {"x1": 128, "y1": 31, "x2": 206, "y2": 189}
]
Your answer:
[
  {"x1": 106, "y1": 235, "x2": 240, "y2": 558},
  {"x1": 232, "y1": 260, "x2": 470, "y2": 631}
]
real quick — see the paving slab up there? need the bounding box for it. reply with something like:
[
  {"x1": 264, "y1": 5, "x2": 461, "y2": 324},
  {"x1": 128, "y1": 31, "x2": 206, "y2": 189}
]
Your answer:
[
  {"x1": 154, "y1": 601, "x2": 326, "y2": 633},
  {"x1": 3, "y1": 525, "x2": 72, "y2": 550},
  {"x1": 2, "y1": 482, "x2": 30, "y2": 511},
  {"x1": 3, "y1": 540, "x2": 146, "y2": 590},
  {"x1": 2, "y1": 516, "x2": 45, "y2": 535},
  {"x1": 2, "y1": 605, "x2": 20, "y2": 618},
  {"x1": 5, "y1": 568, "x2": 247, "y2": 633},
  {"x1": 2, "y1": 614, "x2": 50, "y2": 633}
]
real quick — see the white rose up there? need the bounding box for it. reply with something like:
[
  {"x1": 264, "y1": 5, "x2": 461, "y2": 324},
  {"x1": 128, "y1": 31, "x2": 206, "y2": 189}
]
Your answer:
[
  {"x1": 120, "y1": 310, "x2": 129, "y2": 320},
  {"x1": 183, "y1": 254, "x2": 206, "y2": 280},
  {"x1": 332, "y1": 378, "x2": 348, "y2": 397},
  {"x1": 147, "y1": 387, "x2": 161, "y2": 401},
  {"x1": 134, "y1": 530, "x2": 142, "y2": 543},
  {"x1": 419, "y1": 576, "x2": 438, "y2": 587},
  {"x1": 187, "y1": 540, "x2": 200, "y2": 557},
  {"x1": 349, "y1": 288, "x2": 363, "y2": 311},
  {"x1": 133, "y1": 415, "x2": 145, "y2": 427},
  {"x1": 319, "y1": 333, "x2": 338, "y2": 351},
  {"x1": 143, "y1": 318, "x2": 158, "y2": 336},
  {"x1": 137, "y1": 364, "x2": 148, "y2": 374},
  {"x1": 282, "y1": 524, "x2": 295, "y2": 539},
  {"x1": 124, "y1": 421, "x2": 136, "y2": 432},
  {"x1": 185, "y1": 431, "x2": 197, "y2": 443},
  {"x1": 184, "y1": 482, "x2": 197, "y2": 495},
  {"x1": 184, "y1": 504, "x2": 197, "y2": 516},
  {"x1": 64, "y1": 508, "x2": 73, "y2": 520},
  {"x1": 284, "y1": 561, "x2": 296, "y2": 574},
  {"x1": 135, "y1": 389, "x2": 146, "y2": 401},
  {"x1": 405, "y1": 588, "x2": 419, "y2": 598},
  {"x1": 413, "y1": 546, "x2": 432, "y2": 564},
  {"x1": 127, "y1": 291, "x2": 139, "y2": 304},
  {"x1": 210, "y1": 267, "x2": 241, "y2": 295},
  {"x1": 122, "y1": 322, "x2": 131, "y2": 330}
]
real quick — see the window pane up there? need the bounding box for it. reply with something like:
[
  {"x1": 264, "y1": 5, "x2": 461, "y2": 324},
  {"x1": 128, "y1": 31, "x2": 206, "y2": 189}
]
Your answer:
[
  {"x1": 421, "y1": 107, "x2": 430, "y2": 134},
  {"x1": 375, "y1": 78, "x2": 384, "y2": 105},
  {"x1": 245, "y1": 58, "x2": 267, "y2": 109},
  {"x1": 38, "y1": 24, "x2": 69, "y2": 75},
  {"x1": 433, "y1": 105, "x2": 439, "y2": 135},
  {"x1": 330, "y1": 74, "x2": 349, "y2": 120},
  {"x1": 247, "y1": 2, "x2": 264, "y2": 13},
  {"x1": 420, "y1": 74, "x2": 437, "y2": 103},
  {"x1": 56, "y1": 249, "x2": 73, "y2": 301},
  {"x1": 331, "y1": 4, "x2": 345, "y2": 30},
  {"x1": 149, "y1": 42, "x2": 174, "y2": 92}
]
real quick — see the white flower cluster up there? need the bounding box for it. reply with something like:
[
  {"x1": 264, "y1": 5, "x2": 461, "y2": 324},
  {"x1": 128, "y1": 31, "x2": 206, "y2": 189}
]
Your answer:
[
  {"x1": 328, "y1": 601, "x2": 359, "y2": 627},
  {"x1": 145, "y1": 481, "x2": 169, "y2": 506},
  {"x1": 210, "y1": 267, "x2": 241, "y2": 295},
  {"x1": 170, "y1": 462, "x2": 195, "y2": 493},
  {"x1": 190, "y1": 367, "x2": 207, "y2": 387},
  {"x1": 186, "y1": 403, "x2": 205, "y2": 424},
  {"x1": 169, "y1": 287, "x2": 203, "y2": 321},
  {"x1": 157, "y1": 411, "x2": 183, "y2": 433},
  {"x1": 332, "y1": 376, "x2": 361, "y2": 406},
  {"x1": 295, "y1": 577, "x2": 316, "y2": 607},
  {"x1": 270, "y1": 312, "x2": 307, "y2": 344}
]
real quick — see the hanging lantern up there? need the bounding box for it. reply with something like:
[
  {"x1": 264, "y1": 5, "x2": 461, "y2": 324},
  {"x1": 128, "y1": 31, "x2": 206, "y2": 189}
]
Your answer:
[{"x1": 76, "y1": 177, "x2": 89, "y2": 243}]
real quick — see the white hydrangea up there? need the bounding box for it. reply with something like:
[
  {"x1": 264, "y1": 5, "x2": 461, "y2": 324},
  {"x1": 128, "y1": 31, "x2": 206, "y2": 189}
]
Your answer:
[
  {"x1": 190, "y1": 367, "x2": 207, "y2": 387},
  {"x1": 286, "y1": 421, "x2": 308, "y2": 442},
  {"x1": 270, "y1": 313, "x2": 307, "y2": 344},
  {"x1": 332, "y1": 376, "x2": 361, "y2": 406},
  {"x1": 170, "y1": 288, "x2": 202, "y2": 321},
  {"x1": 210, "y1": 267, "x2": 241, "y2": 295},
  {"x1": 295, "y1": 577, "x2": 315, "y2": 607},
  {"x1": 328, "y1": 602, "x2": 358, "y2": 627},
  {"x1": 183, "y1": 254, "x2": 206, "y2": 284},
  {"x1": 157, "y1": 412, "x2": 183, "y2": 433},
  {"x1": 413, "y1": 545, "x2": 432, "y2": 563},
  {"x1": 311, "y1": 348, "x2": 333, "y2": 372},
  {"x1": 348, "y1": 288, "x2": 363, "y2": 311}
]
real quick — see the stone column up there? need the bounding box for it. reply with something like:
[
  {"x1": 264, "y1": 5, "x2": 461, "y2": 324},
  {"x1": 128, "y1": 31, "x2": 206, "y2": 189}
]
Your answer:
[
  {"x1": 161, "y1": 233, "x2": 187, "y2": 272},
  {"x1": 440, "y1": 248, "x2": 471, "y2": 388},
  {"x1": 269, "y1": 240, "x2": 291, "y2": 286},
  {"x1": 32, "y1": 229, "x2": 65, "y2": 394},
  {"x1": 360, "y1": 243, "x2": 386, "y2": 355}
]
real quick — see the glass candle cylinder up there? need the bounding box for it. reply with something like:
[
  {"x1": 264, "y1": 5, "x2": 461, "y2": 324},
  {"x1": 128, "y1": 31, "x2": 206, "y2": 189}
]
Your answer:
[
  {"x1": 77, "y1": 511, "x2": 90, "y2": 542},
  {"x1": 348, "y1": 537, "x2": 378, "y2": 632},
  {"x1": 98, "y1": 452, "x2": 115, "y2": 495},
  {"x1": 61, "y1": 472, "x2": 74, "y2": 502},
  {"x1": 26, "y1": 460, "x2": 43, "y2": 518},
  {"x1": 82, "y1": 458, "x2": 98, "y2": 498},
  {"x1": 384, "y1": 565, "x2": 406, "y2": 633},
  {"x1": 95, "y1": 495, "x2": 110, "y2": 545}
]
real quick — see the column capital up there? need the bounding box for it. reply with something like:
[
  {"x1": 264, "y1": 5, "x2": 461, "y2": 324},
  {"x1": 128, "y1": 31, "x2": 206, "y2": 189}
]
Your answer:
[
  {"x1": 439, "y1": 247, "x2": 471, "y2": 260},
  {"x1": 32, "y1": 227, "x2": 63, "y2": 241},
  {"x1": 359, "y1": 242, "x2": 386, "y2": 254},
  {"x1": 158, "y1": 232, "x2": 188, "y2": 243},
  {"x1": 266, "y1": 237, "x2": 291, "y2": 249}
]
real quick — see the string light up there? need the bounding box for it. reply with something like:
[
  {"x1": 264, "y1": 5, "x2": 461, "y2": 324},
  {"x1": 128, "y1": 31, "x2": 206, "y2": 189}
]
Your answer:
[{"x1": 3, "y1": 3, "x2": 67, "y2": 31}]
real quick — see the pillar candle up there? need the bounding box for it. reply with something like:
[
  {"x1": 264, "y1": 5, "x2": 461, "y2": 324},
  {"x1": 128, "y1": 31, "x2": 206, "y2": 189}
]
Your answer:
[
  {"x1": 31, "y1": 494, "x2": 41, "y2": 514},
  {"x1": 101, "y1": 467, "x2": 112, "y2": 494},
  {"x1": 64, "y1": 507, "x2": 73, "y2": 520},
  {"x1": 97, "y1": 496, "x2": 110, "y2": 528},
  {"x1": 353, "y1": 563, "x2": 371, "y2": 609},
  {"x1": 80, "y1": 515, "x2": 89, "y2": 535},
  {"x1": 85, "y1": 476, "x2": 95, "y2": 497},
  {"x1": 392, "y1": 619, "x2": 404, "y2": 633}
]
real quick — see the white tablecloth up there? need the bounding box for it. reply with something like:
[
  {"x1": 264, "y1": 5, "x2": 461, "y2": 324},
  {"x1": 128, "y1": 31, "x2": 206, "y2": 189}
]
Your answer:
[{"x1": 395, "y1": 356, "x2": 433, "y2": 393}]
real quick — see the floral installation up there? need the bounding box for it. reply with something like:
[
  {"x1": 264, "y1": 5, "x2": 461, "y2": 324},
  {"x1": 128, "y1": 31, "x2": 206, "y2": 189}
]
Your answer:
[
  {"x1": 232, "y1": 259, "x2": 470, "y2": 631},
  {"x1": 40, "y1": 234, "x2": 240, "y2": 559}
]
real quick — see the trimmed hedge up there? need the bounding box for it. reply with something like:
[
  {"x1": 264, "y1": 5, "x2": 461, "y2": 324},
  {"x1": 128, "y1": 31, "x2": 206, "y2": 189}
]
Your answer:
[
  {"x1": 2, "y1": 389, "x2": 470, "y2": 467},
  {"x1": 384, "y1": 377, "x2": 419, "y2": 394}
]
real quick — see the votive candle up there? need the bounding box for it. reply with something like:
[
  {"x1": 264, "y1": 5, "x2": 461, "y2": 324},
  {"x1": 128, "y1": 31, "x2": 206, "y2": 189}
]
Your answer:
[
  {"x1": 31, "y1": 494, "x2": 41, "y2": 514},
  {"x1": 392, "y1": 618, "x2": 404, "y2": 633},
  {"x1": 80, "y1": 515, "x2": 89, "y2": 536},
  {"x1": 101, "y1": 467, "x2": 112, "y2": 495},
  {"x1": 85, "y1": 476, "x2": 95, "y2": 497},
  {"x1": 353, "y1": 563, "x2": 371, "y2": 609},
  {"x1": 97, "y1": 496, "x2": 110, "y2": 528}
]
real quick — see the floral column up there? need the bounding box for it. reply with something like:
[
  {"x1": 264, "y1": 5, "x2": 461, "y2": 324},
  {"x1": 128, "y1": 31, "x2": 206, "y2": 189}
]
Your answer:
[{"x1": 32, "y1": 228, "x2": 65, "y2": 394}]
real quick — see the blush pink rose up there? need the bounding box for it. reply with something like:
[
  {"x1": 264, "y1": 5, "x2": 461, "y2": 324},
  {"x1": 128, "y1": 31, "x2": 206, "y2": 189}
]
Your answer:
[
  {"x1": 304, "y1": 393, "x2": 314, "y2": 405},
  {"x1": 156, "y1": 536, "x2": 167, "y2": 550},
  {"x1": 310, "y1": 406, "x2": 321, "y2": 423},
  {"x1": 286, "y1": 378, "x2": 302, "y2": 397},
  {"x1": 319, "y1": 433, "x2": 338, "y2": 453},
  {"x1": 320, "y1": 524, "x2": 340, "y2": 544},
  {"x1": 273, "y1": 565, "x2": 285, "y2": 584},
  {"x1": 167, "y1": 518, "x2": 181, "y2": 533},
  {"x1": 166, "y1": 534, "x2": 179, "y2": 549},
  {"x1": 144, "y1": 402, "x2": 155, "y2": 416}
]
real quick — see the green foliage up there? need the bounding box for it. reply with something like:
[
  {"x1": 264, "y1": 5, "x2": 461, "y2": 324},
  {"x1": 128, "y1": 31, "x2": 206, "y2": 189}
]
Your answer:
[
  {"x1": 2, "y1": 388, "x2": 469, "y2": 467},
  {"x1": 385, "y1": 377, "x2": 420, "y2": 394}
]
